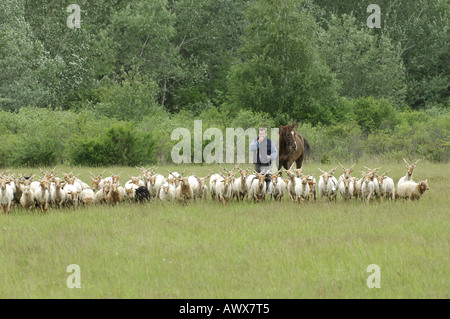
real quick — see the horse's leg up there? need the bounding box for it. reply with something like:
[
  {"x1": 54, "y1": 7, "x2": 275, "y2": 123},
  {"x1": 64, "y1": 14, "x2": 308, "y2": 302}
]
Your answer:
[
  {"x1": 285, "y1": 158, "x2": 294, "y2": 171},
  {"x1": 295, "y1": 154, "x2": 304, "y2": 169}
]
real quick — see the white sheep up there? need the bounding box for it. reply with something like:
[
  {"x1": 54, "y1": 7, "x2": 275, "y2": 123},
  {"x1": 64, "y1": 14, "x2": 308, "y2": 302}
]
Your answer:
[
  {"x1": 268, "y1": 174, "x2": 286, "y2": 201},
  {"x1": 376, "y1": 171, "x2": 395, "y2": 201},
  {"x1": 398, "y1": 158, "x2": 420, "y2": 187},
  {"x1": 396, "y1": 180, "x2": 429, "y2": 200},
  {"x1": 0, "y1": 179, "x2": 14, "y2": 214},
  {"x1": 307, "y1": 175, "x2": 317, "y2": 201},
  {"x1": 20, "y1": 185, "x2": 35, "y2": 210},
  {"x1": 233, "y1": 167, "x2": 251, "y2": 201},
  {"x1": 188, "y1": 175, "x2": 201, "y2": 201},
  {"x1": 94, "y1": 181, "x2": 111, "y2": 204},
  {"x1": 175, "y1": 177, "x2": 194, "y2": 204},
  {"x1": 248, "y1": 172, "x2": 267, "y2": 203},
  {"x1": 338, "y1": 177, "x2": 354, "y2": 201},
  {"x1": 284, "y1": 168, "x2": 299, "y2": 202},
  {"x1": 64, "y1": 183, "x2": 79, "y2": 209},
  {"x1": 318, "y1": 167, "x2": 338, "y2": 201},
  {"x1": 50, "y1": 177, "x2": 65, "y2": 209},
  {"x1": 210, "y1": 173, "x2": 223, "y2": 201},
  {"x1": 294, "y1": 175, "x2": 310, "y2": 202},
  {"x1": 79, "y1": 189, "x2": 95, "y2": 205},
  {"x1": 338, "y1": 163, "x2": 355, "y2": 184},
  {"x1": 159, "y1": 183, "x2": 176, "y2": 202},
  {"x1": 214, "y1": 175, "x2": 234, "y2": 206},
  {"x1": 147, "y1": 174, "x2": 166, "y2": 200},
  {"x1": 360, "y1": 174, "x2": 375, "y2": 204},
  {"x1": 34, "y1": 179, "x2": 51, "y2": 213}
]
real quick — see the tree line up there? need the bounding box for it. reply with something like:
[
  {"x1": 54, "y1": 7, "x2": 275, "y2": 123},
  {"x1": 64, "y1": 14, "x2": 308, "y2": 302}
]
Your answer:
[{"x1": 0, "y1": 0, "x2": 448, "y2": 166}]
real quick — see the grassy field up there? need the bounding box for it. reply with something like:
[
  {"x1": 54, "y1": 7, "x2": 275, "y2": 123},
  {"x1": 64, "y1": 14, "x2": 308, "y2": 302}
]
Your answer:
[{"x1": 0, "y1": 161, "x2": 448, "y2": 298}]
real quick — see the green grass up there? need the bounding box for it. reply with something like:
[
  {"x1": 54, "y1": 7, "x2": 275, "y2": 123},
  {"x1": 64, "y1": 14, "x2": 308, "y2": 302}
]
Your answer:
[{"x1": 0, "y1": 161, "x2": 449, "y2": 298}]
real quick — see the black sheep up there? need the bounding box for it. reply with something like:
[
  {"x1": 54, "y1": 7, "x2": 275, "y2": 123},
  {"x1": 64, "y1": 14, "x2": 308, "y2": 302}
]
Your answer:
[{"x1": 135, "y1": 186, "x2": 150, "y2": 203}]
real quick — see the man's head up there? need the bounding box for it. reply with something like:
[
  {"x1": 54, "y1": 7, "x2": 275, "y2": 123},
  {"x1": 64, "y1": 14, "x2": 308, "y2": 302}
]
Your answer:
[{"x1": 258, "y1": 127, "x2": 267, "y2": 141}]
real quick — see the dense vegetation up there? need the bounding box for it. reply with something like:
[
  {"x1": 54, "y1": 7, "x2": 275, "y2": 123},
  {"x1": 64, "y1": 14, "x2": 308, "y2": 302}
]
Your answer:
[{"x1": 0, "y1": 0, "x2": 448, "y2": 166}]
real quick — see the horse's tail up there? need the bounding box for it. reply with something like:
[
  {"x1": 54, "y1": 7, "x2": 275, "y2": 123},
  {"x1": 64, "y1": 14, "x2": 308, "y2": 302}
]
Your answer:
[{"x1": 302, "y1": 136, "x2": 311, "y2": 159}]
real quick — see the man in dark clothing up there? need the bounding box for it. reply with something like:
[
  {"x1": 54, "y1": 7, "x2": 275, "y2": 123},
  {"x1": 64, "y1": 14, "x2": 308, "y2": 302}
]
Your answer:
[{"x1": 249, "y1": 127, "x2": 278, "y2": 191}]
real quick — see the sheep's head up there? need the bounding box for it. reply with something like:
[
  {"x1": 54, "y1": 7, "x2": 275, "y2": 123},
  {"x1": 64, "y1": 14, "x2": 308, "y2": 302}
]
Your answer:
[
  {"x1": 284, "y1": 167, "x2": 296, "y2": 180},
  {"x1": 271, "y1": 174, "x2": 279, "y2": 185},
  {"x1": 220, "y1": 175, "x2": 232, "y2": 188},
  {"x1": 67, "y1": 190, "x2": 78, "y2": 201},
  {"x1": 318, "y1": 167, "x2": 338, "y2": 183},
  {"x1": 197, "y1": 174, "x2": 211, "y2": 188},
  {"x1": 180, "y1": 177, "x2": 190, "y2": 188},
  {"x1": 131, "y1": 177, "x2": 141, "y2": 186},
  {"x1": 91, "y1": 177, "x2": 101, "y2": 191},
  {"x1": 39, "y1": 179, "x2": 50, "y2": 191},
  {"x1": 418, "y1": 180, "x2": 429, "y2": 194},
  {"x1": 166, "y1": 177, "x2": 175, "y2": 186},
  {"x1": 238, "y1": 167, "x2": 251, "y2": 180},
  {"x1": 363, "y1": 166, "x2": 381, "y2": 180},
  {"x1": 23, "y1": 185, "x2": 32, "y2": 195},
  {"x1": 0, "y1": 179, "x2": 7, "y2": 190},
  {"x1": 301, "y1": 175, "x2": 309, "y2": 185},
  {"x1": 54, "y1": 177, "x2": 63, "y2": 190},
  {"x1": 362, "y1": 174, "x2": 372, "y2": 185},
  {"x1": 162, "y1": 184, "x2": 170, "y2": 193},
  {"x1": 219, "y1": 164, "x2": 238, "y2": 180},
  {"x1": 294, "y1": 168, "x2": 303, "y2": 178},
  {"x1": 149, "y1": 175, "x2": 157, "y2": 186},
  {"x1": 342, "y1": 178, "x2": 351, "y2": 191},
  {"x1": 307, "y1": 176, "x2": 316, "y2": 196},
  {"x1": 103, "y1": 181, "x2": 112, "y2": 193},
  {"x1": 109, "y1": 171, "x2": 122, "y2": 184},
  {"x1": 376, "y1": 171, "x2": 390, "y2": 188},
  {"x1": 403, "y1": 158, "x2": 420, "y2": 179},
  {"x1": 254, "y1": 173, "x2": 266, "y2": 188},
  {"x1": 339, "y1": 163, "x2": 355, "y2": 179}
]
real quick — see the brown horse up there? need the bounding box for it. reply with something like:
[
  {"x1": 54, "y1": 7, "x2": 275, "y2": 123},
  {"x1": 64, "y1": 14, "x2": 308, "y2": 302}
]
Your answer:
[{"x1": 277, "y1": 122, "x2": 311, "y2": 172}]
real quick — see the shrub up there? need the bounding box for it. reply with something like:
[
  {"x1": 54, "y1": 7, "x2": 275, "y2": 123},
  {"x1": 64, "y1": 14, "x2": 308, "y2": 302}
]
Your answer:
[{"x1": 71, "y1": 122, "x2": 156, "y2": 166}]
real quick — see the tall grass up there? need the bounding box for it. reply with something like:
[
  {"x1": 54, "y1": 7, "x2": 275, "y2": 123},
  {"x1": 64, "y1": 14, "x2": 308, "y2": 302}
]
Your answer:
[{"x1": 0, "y1": 161, "x2": 448, "y2": 298}]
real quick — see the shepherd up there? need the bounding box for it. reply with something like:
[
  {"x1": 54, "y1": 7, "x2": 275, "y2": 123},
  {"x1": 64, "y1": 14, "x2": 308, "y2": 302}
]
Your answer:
[
  {"x1": 277, "y1": 122, "x2": 311, "y2": 172},
  {"x1": 249, "y1": 127, "x2": 278, "y2": 191}
]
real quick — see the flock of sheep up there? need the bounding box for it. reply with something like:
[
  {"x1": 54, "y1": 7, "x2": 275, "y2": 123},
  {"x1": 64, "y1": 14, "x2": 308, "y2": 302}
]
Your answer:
[{"x1": 0, "y1": 158, "x2": 429, "y2": 214}]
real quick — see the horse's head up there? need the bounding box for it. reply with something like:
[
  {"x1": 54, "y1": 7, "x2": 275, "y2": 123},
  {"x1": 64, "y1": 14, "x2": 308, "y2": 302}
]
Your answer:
[{"x1": 280, "y1": 122, "x2": 297, "y2": 151}]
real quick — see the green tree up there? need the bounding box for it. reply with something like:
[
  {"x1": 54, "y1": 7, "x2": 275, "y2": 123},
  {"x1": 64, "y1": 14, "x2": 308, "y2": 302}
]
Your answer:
[
  {"x1": 319, "y1": 14, "x2": 407, "y2": 106},
  {"x1": 228, "y1": 0, "x2": 339, "y2": 125},
  {"x1": 109, "y1": 0, "x2": 184, "y2": 108}
]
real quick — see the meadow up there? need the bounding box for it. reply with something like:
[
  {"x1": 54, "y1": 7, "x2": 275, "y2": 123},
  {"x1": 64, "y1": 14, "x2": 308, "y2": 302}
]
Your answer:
[{"x1": 0, "y1": 161, "x2": 448, "y2": 298}]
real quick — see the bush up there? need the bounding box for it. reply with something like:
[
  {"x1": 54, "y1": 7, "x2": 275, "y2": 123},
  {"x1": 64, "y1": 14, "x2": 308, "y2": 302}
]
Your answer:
[
  {"x1": 352, "y1": 97, "x2": 399, "y2": 134},
  {"x1": 72, "y1": 122, "x2": 156, "y2": 166}
]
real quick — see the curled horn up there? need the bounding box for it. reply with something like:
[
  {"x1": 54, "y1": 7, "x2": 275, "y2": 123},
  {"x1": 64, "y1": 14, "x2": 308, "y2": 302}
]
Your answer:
[
  {"x1": 339, "y1": 163, "x2": 345, "y2": 169},
  {"x1": 349, "y1": 164, "x2": 355, "y2": 170},
  {"x1": 382, "y1": 170, "x2": 390, "y2": 177},
  {"x1": 363, "y1": 166, "x2": 370, "y2": 171},
  {"x1": 413, "y1": 159, "x2": 421, "y2": 166},
  {"x1": 318, "y1": 168, "x2": 326, "y2": 173},
  {"x1": 88, "y1": 170, "x2": 96, "y2": 178},
  {"x1": 403, "y1": 158, "x2": 410, "y2": 165}
]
